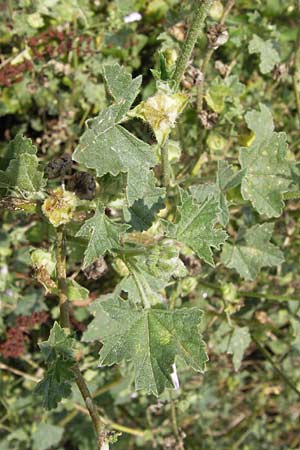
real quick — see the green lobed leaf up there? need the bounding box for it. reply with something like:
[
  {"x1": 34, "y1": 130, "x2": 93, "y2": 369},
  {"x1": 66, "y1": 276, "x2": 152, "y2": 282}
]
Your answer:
[
  {"x1": 221, "y1": 223, "x2": 284, "y2": 280},
  {"x1": 95, "y1": 296, "x2": 207, "y2": 395},
  {"x1": 76, "y1": 205, "x2": 130, "y2": 269},
  {"x1": 249, "y1": 34, "x2": 280, "y2": 74},
  {"x1": 73, "y1": 65, "x2": 158, "y2": 206},
  {"x1": 239, "y1": 104, "x2": 292, "y2": 217},
  {"x1": 165, "y1": 189, "x2": 227, "y2": 266},
  {"x1": 191, "y1": 161, "x2": 244, "y2": 226},
  {"x1": 102, "y1": 63, "x2": 142, "y2": 119}
]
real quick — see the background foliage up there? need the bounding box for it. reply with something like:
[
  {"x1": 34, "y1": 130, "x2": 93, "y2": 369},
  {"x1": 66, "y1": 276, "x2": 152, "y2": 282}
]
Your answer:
[{"x1": 1, "y1": 1, "x2": 300, "y2": 449}]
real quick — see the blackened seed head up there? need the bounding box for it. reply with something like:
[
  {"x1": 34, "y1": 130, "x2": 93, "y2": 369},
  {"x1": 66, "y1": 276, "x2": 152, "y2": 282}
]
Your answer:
[{"x1": 45, "y1": 153, "x2": 73, "y2": 179}]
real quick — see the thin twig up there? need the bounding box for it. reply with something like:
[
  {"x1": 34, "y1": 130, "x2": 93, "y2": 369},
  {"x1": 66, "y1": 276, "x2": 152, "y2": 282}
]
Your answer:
[{"x1": 172, "y1": 0, "x2": 213, "y2": 92}]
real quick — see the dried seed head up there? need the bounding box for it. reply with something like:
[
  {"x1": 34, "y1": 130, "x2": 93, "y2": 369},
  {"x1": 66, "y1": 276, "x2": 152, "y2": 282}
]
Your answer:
[
  {"x1": 215, "y1": 60, "x2": 229, "y2": 77},
  {"x1": 182, "y1": 65, "x2": 203, "y2": 89},
  {"x1": 83, "y1": 257, "x2": 108, "y2": 280},
  {"x1": 45, "y1": 153, "x2": 72, "y2": 179},
  {"x1": 168, "y1": 21, "x2": 188, "y2": 42},
  {"x1": 68, "y1": 171, "x2": 96, "y2": 200},
  {"x1": 198, "y1": 110, "x2": 219, "y2": 129},
  {"x1": 207, "y1": 24, "x2": 229, "y2": 50}
]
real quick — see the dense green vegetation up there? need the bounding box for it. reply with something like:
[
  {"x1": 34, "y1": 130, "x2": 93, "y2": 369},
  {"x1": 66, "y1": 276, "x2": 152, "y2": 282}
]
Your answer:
[{"x1": 1, "y1": 1, "x2": 300, "y2": 449}]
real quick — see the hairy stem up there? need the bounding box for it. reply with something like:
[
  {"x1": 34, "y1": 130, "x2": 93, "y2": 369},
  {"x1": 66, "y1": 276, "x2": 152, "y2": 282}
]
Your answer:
[
  {"x1": 55, "y1": 227, "x2": 107, "y2": 449},
  {"x1": 172, "y1": 0, "x2": 213, "y2": 91},
  {"x1": 197, "y1": 0, "x2": 235, "y2": 113}
]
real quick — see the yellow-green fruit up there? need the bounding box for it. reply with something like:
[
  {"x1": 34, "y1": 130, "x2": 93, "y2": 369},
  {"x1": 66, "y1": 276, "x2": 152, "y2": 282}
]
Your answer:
[
  {"x1": 42, "y1": 188, "x2": 76, "y2": 227},
  {"x1": 209, "y1": 1, "x2": 224, "y2": 20}
]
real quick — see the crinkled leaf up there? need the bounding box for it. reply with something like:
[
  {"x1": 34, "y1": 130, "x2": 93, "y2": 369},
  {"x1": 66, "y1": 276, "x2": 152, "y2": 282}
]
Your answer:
[
  {"x1": 76, "y1": 206, "x2": 129, "y2": 269},
  {"x1": 165, "y1": 189, "x2": 227, "y2": 266},
  {"x1": 73, "y1": 67, "x2": 158, "y2": 205},
  {"x1": 221, "y1": 223, "x2": 284, "y2": 280},
  {"x1": 96, "y1": 296, "x2": 207, "y2": 395},
  {"x1": 249, "y1": 34, "x2": 280, "y2": 74},
  {"x1": 32, "y1": 423, "x2": 64, "y2": 450},
  {"x1": 240, "y1": 104, "x2": 292, "y2": 217},
  {"x1": 73, "y1": 105, "x2": 156, "y2": 205},
  {"x1": 120, "y1": 242, "x2": 187, "y2": 305}
]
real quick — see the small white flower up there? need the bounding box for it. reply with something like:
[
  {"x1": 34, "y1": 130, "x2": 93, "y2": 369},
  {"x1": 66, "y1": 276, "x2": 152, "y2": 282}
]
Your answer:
[{"x1": 124, "y1": 12, "x2": 142, "y2": 23}]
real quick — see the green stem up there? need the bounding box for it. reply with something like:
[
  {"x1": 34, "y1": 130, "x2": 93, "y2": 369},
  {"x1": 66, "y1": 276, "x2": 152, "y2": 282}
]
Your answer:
[
  {"x1": 55, "y1": 227, "x2": 107, "y2": 449},
  {"x1": 252, "y1": 335, "x2": 300, "y2": 399},
  {"x1": 169, "y1": 391, "x2": 185, "y2": 450},
  {"x1": 172, "y1": 0, "x2": 213, "y2": 92}
]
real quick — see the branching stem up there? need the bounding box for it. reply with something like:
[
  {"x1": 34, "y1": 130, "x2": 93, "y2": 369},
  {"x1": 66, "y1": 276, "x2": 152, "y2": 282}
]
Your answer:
[{"x1": 197, "y1": 0, "x2": 235, "y2": 113}]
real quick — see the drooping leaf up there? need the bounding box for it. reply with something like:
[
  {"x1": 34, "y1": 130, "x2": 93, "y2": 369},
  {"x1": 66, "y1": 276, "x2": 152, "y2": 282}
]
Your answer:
[
  {"x1": 249, "y1": 34, "x2": 280, "y2": 74},
  {"x1": 95, "y1": 296, "x2": 207, "y2": 395},
  {"x1": 35, "y1": 323, "x2": 76, "y2": 410},
  {"x1": 73, "y1": 66, "x2": 158, "y2": 205},
  {"x1": 239, "y1": 104, "x2": 292, "y2": 217},
  {"x1": 76, "y1": 206, "x2": 129, "y2": 269},
  {"x1": 32, "y1": 423, "x2": 64, "y2": 450},
  {"x1": 221, "y1": 223, "x2": 284, "y2": 280},
  {"x1": 165, "y1": 189, "x2": 227, "y2": 266},
  {"x1": 35, "y1": 360, "x2": 75, "y2": 410}
]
